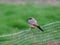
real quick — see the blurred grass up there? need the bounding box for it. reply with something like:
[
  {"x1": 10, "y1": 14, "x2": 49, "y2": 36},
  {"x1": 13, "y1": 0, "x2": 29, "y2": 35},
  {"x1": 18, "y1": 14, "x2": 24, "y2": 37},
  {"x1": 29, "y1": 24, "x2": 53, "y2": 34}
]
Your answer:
[{"x1": 0, "y1": 4, "x2": 60, "y2": 35}]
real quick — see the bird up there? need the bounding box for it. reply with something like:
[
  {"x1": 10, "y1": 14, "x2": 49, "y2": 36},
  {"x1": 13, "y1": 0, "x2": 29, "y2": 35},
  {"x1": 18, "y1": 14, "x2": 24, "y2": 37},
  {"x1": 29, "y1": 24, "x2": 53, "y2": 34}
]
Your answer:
[{"x1": 28, "y1": 17, "x2": 44, "y2": 32}]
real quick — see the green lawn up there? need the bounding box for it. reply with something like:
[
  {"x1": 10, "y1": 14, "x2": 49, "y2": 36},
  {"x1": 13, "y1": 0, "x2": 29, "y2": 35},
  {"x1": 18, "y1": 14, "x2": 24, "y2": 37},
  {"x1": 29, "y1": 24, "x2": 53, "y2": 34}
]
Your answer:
[
  {"x1": 0, "y1": 4, "x2": 60, "y2": 35},
  {"x1": 0, "y1": 4, "x2": 60, "y2": 45}
]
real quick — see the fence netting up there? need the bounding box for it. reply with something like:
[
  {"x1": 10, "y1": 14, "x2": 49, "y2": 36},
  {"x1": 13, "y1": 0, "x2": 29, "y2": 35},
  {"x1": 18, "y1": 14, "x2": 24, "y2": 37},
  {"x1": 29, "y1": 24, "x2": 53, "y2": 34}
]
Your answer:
[{"x1": 0, "y1": 21, "x2": 60, "y2": 45}]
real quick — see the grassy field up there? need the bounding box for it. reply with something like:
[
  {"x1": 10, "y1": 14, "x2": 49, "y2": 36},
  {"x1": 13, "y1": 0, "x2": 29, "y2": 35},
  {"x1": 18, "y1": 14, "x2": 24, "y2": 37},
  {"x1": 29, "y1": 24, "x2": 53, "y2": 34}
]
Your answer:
[
  {"x1": 0, "y1": 4, "x2": 60, "y2": 35},
  {"x1": 0, "y1": 4, "x2": 60, "y2": 45}
]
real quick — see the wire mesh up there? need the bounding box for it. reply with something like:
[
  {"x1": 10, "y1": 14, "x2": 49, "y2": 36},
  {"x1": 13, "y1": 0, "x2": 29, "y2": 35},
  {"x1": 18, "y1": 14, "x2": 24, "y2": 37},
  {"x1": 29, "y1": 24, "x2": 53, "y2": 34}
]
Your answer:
[{"x1": 0, "y1": 21, "x2": 60, "y2": 45}]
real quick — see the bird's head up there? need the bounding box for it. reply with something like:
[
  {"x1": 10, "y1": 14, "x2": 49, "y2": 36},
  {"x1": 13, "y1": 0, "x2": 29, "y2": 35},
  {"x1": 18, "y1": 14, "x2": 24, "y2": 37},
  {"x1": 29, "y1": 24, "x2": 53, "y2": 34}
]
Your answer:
[
  {"x1": 28, "y1": 17, "x2": 33, "y2": 20},
  {"x1": 28, "y1": 17, "x2": 34, "y2": 20}
]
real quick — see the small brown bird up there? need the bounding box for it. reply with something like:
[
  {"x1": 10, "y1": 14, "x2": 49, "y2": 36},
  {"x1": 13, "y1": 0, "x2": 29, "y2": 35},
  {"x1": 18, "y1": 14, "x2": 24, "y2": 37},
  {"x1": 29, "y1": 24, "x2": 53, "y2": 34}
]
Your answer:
[{"x1": 28, "y1": 17, "x2": 44, "y2": 32}]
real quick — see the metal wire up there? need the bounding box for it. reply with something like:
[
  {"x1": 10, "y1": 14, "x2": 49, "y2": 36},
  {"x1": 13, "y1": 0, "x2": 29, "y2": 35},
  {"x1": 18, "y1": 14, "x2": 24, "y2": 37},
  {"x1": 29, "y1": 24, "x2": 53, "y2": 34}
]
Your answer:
[{"x1": 0, "y1": 21, "x2": 60, "y2": 45}]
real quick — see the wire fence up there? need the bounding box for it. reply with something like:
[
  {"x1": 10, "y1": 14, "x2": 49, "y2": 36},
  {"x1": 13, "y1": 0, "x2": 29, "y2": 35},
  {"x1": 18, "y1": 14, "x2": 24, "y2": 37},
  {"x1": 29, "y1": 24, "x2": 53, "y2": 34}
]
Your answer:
[{"x1": 0, "y1": 21, "x2": 60, "y2": 45}]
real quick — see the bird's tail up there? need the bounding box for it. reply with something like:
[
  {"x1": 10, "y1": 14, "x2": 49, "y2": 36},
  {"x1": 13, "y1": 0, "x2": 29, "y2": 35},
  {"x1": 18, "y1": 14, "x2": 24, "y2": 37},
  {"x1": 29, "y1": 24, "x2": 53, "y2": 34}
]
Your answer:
[{"x1": 37, "y1": 26, "x2": 44, "y2": 32}]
